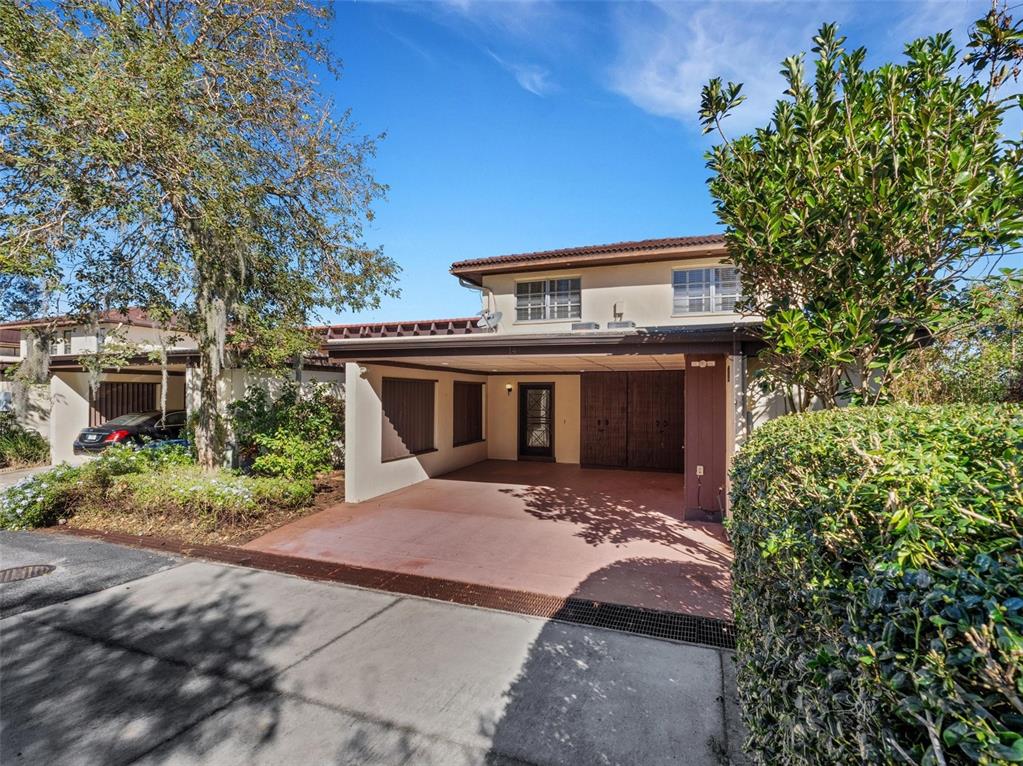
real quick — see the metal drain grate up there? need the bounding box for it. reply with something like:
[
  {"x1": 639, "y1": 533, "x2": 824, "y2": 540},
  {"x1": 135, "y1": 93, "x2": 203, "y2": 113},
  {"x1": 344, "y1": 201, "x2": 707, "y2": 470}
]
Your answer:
[
  {"x1": 0, "y1": 564, "x2": 56, "y2": 583},
  {"x1": 552, "y1": 598, "x2": 736, "y2": 649}
]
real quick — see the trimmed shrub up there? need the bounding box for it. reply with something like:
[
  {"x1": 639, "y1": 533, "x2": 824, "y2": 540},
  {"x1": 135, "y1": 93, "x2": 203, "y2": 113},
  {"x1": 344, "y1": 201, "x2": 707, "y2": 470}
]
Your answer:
[
  {"x1": 0, "y1": 411, "x2": 49, "y2": 467},
  {"x1": 729, "y1": 404, "x2": 1023, "y2": 765}
]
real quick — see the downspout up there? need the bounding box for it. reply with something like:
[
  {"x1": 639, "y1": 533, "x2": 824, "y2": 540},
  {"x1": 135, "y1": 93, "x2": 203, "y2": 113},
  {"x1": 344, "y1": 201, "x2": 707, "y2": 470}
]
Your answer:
[{"x1": 458, "y1": 277, "x2": 497, "y2": 330}]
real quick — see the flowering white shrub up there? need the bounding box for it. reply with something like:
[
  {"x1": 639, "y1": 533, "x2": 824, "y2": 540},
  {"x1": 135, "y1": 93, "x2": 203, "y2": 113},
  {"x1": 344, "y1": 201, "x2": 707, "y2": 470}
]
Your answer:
[{"x1": 0, "y1": 463, "x2": 82, "y2": 530}]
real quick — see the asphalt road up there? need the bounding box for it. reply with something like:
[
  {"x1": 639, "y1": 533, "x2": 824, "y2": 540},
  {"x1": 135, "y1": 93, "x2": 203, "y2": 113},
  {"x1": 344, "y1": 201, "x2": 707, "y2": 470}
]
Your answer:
[{"x1": 0, "y1": 531, "x2": 747, "y2": 765}]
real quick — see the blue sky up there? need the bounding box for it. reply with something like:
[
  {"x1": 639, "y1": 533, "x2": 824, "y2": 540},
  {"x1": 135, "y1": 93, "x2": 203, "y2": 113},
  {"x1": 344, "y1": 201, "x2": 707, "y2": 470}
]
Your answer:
[{"x1": 322, "y1": 0, "x2": 998, "y2": 324}]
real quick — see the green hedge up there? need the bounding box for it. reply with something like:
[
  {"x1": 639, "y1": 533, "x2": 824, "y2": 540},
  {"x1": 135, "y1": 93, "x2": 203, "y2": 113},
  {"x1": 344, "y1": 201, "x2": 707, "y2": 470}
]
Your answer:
[{"x1": 729, "y1": 405, "x2": 1023, "y2": 765}]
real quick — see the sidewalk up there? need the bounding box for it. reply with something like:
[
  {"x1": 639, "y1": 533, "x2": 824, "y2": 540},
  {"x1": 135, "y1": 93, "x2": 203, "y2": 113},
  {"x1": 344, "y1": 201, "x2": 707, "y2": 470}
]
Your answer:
[
  {"x1": 0, "y1": 531, "x2": 747, "y2": 765},
  {"x1": 0, "y1": 464, "x2": 50, "y2": 489}
]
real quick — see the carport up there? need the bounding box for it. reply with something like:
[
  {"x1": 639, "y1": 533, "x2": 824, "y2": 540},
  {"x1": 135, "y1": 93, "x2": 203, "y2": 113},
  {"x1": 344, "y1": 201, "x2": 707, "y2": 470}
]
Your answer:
[
  {"x1": 245, "y1": 459, "x2": 733, "y2": 619},
  {"x1": 329, "y1": 325, "x2": 757, "y2": 520}
]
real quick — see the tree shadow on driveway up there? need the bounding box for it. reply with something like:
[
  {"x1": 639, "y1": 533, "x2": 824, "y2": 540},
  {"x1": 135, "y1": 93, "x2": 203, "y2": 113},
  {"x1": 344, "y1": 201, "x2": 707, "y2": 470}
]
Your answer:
[
  {"x1": 478, "y1": 559, "x2": 744, "y2": 766},
  {"x1": 1, "y1": 566, "x2": 301, "y2": 766}
]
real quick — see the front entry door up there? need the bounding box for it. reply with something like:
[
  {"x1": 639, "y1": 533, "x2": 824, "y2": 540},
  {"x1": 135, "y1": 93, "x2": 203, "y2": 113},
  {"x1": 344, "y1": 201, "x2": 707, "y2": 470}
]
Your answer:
[{"x1": 518, "y1": 384, "x2": 554, "y2": 459}]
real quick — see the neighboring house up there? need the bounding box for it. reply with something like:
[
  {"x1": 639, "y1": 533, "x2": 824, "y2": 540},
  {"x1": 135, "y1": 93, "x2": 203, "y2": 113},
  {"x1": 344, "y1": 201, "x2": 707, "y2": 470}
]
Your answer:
[
  {"x1": 328, "y1": 235, "x2": 781, "y2": 519},
  {"x1": 0, "y1": 309, "x2": 344, "y2": 463},
  {"x1": 1, "y1": 234, "x2": 784, "y2": 520}
]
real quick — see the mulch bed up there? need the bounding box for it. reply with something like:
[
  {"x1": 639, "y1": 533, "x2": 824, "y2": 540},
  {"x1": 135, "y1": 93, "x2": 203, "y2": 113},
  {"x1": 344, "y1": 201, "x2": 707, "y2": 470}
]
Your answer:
[{"x1": 64, "y1": 470, "x2": 345, "y2": 547}]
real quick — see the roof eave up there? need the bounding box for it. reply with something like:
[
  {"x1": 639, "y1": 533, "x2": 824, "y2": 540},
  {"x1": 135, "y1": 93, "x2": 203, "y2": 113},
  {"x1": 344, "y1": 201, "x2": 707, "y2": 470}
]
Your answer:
[{"x1": 449, "y1": 242, "x2": 729, "y2": 283}]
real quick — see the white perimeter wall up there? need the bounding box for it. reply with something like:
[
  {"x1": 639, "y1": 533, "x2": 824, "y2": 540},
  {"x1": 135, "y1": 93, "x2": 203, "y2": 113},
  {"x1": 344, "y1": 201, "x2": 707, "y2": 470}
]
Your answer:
[
  {"x1": 0, "y1": 380, "x2": 50, "y2": 439},
  {"x1": 344, "y1": 362, "x2": 489, "y2": 503}
]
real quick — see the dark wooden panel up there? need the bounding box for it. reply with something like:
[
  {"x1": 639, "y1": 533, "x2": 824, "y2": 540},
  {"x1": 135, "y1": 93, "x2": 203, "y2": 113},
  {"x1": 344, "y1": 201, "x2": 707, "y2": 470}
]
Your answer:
[
  {"x1": 453, "y1": 381, "x2": 484, "y2": 446},
  {"x1": 684, "y1": 355, "x2": 728, "y2": 517},
  {"x1": 89, "y1": 382, "x2": 158, "y2": 427},
  {"x1": 580, "y1": 372, "x2": 628, "y2": 467},
  {"x1": 381, "y1": 378, "x2": 435, "y2": 460},
  {"x1": 627, "y1": 371, "x2": 684, "y2": 471}
]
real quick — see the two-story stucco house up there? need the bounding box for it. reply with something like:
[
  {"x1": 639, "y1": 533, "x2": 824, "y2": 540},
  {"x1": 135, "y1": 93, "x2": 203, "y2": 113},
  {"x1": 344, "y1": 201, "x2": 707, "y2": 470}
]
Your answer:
[
  {"x1": 3, "y1": 234, "x2": 780, "y2": 522},
  {"x1": 330, "y1": 235, "x2": 775, "y2": 519}
]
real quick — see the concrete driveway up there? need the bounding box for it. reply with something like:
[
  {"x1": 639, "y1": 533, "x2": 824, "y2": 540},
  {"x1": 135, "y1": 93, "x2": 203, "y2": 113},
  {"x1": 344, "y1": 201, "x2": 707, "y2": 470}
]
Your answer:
[
  {"x1": 246, "y1": 460, "x2": 733, "y2": 619},
  {"x1": 0, "y1": 531, "x2": 746, "y2": 765}
]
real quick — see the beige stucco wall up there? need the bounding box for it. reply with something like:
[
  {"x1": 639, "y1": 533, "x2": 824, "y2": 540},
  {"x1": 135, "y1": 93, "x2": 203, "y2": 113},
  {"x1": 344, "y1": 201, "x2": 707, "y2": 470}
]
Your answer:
[
  {"x1": 49, "y1": 372, "x2": 90, "y2": 463},
  {"x1": 485, "y1": 374, "x2": 581, "y2": 464},
  {"x1": 344, "y1": 362, "x2": 489, "y2": 503},
  {"x1": 482, "y1": 256, "x2": 759, "y2": 335},
  {"x1": 0, "y1": 380, "x2": 50, "y2": 439},
  {"x1": 23, "y1": 323, "x2": 199, "y2": 359},
  {"x1": 185, "y1": 366, "x2": 345, "y2": 417}
]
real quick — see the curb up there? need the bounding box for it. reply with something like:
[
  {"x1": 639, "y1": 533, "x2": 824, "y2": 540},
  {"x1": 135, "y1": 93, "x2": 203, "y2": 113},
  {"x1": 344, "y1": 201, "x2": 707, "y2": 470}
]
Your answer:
[{"x1": 52, "y1": 526, "x2": 736, "y2": 649}]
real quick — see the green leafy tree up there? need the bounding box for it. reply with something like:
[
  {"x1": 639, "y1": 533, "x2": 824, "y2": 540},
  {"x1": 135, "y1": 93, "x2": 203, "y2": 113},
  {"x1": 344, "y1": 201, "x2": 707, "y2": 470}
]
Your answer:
[
  {"x1": 893, "y1": 268, "x2": 1023, "y2": 403},
  {"x1": 0, "y1": 0, "x2": 398, "y2": 467},
  {"x1": 700, "y1": 8, "x2": 1023, "y2": 409}
]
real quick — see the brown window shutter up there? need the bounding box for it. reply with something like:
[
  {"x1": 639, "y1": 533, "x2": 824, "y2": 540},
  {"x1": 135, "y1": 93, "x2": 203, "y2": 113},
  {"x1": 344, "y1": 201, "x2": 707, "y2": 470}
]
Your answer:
[
  {"x1": 453, "y1": 381, "x2": 484, "y2": 446},
  {"x1": 381, "y1": 378, "x2": 436, "y2": 460}
]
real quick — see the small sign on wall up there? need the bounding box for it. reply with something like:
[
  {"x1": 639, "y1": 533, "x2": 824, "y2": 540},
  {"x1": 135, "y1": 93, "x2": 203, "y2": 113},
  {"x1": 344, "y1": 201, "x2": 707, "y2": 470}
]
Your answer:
[{"x1": 690, "y1": 360, "x2": 716, "y2": 368}]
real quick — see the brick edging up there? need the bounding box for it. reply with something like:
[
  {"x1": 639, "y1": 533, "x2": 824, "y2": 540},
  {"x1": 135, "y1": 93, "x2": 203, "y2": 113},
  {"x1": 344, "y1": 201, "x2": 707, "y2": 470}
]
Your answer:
[{"x1": 51, "y1": 526, "x2": 736, "y2": 649}]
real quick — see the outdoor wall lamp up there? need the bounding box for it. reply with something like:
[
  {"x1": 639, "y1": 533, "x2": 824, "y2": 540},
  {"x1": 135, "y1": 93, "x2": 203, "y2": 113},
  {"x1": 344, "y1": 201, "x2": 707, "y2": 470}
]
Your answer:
[{"x1": 505, "y1": 383, "x2": 513, "y2": 395}]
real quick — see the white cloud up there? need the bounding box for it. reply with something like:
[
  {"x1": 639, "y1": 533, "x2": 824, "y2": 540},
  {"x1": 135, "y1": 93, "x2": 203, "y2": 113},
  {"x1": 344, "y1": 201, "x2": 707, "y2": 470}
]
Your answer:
[
  {"x1": 487, "y1": 49, "x2": 556, "y2": 96},
  {"x1": 608, "y1": 1, "x2": 838, "y2": 132}
]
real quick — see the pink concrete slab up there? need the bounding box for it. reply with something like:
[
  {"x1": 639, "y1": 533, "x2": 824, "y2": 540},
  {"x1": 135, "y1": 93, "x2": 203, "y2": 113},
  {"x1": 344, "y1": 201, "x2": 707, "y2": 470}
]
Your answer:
[{"x1": 245, "y1": 460, "x2": 732, "y2": 620}]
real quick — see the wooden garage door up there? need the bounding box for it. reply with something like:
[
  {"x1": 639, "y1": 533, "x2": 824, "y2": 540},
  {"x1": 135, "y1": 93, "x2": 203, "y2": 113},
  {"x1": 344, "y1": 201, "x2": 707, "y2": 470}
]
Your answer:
[
  {"x1": 627, "y1": 370, "x2": 684, "y2": 472},
  {"x1": 89, "y1": 382, "x2": 159, "y2": 427},
  {"x1": 580, "y1": 372, "x2": 628, "y2": 467},
  {"x1": 580, "y1": 370, "x2": 684, "y2": 471}
]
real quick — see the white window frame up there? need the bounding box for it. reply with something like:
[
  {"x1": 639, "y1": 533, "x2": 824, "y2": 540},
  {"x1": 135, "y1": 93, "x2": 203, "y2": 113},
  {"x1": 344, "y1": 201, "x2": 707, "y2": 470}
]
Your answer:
[
  {"x1": 672, "y1": 266, "x2": 741, "y2": 315},
  {"x1": 515, "y1": 277, "x2": 582, "y2": 322}
]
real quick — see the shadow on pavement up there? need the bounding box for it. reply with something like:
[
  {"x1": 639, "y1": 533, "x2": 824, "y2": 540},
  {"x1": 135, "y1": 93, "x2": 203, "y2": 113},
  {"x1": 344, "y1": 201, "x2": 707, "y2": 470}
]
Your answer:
[
  {"x1": 478, "y1": 561, "x2": 741, "y2": 766},
  {"x1": 2, "y1": 567, "x2": 299, "y2": 766}
]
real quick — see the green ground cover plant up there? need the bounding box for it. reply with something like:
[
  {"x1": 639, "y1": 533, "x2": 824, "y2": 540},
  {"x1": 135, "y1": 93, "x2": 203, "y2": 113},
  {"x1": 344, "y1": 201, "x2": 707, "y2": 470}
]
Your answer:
[
  {"x1": 0, "y1": 443, "x2": 313, "y2": 536},
  {"x1": 729, "y1": 405, "x2": 1023, "y2": 764}
]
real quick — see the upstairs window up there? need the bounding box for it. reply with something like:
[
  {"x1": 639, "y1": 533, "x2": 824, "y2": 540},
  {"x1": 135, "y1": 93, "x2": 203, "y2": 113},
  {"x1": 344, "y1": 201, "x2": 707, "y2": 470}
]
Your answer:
[
  {"x1": 672, "y1": 267, "x2": 741, "y2": 314},
  {"x1": 516, "y1": 278, "x2": 581, "y2": 321}
]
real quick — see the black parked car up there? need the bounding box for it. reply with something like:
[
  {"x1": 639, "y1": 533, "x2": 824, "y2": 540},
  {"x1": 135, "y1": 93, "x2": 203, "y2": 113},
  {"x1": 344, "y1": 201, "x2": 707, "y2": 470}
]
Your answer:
[{"x1": 74, "y1": 410, "x2": 187, "y2": 454}]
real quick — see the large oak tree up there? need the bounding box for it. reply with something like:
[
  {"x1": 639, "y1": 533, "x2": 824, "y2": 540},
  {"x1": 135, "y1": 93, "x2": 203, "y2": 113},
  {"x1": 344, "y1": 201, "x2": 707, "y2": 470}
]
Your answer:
[{"x1": 1, "y1": 0, "x2": 398, "y2": 466}]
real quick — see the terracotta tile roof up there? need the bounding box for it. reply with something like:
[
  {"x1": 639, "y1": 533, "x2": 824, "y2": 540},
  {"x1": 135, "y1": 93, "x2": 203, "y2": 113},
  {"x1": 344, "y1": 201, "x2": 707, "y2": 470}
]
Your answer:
[
  {"x1": 0, "y1": 307, "x2": 175, "y2": 330},
  {"x1": 450, "y1": 234, "x2": 726, "y2": 272},
  {"x1": 324, "y1": 317, "x2": 482, "y2": 340}
]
